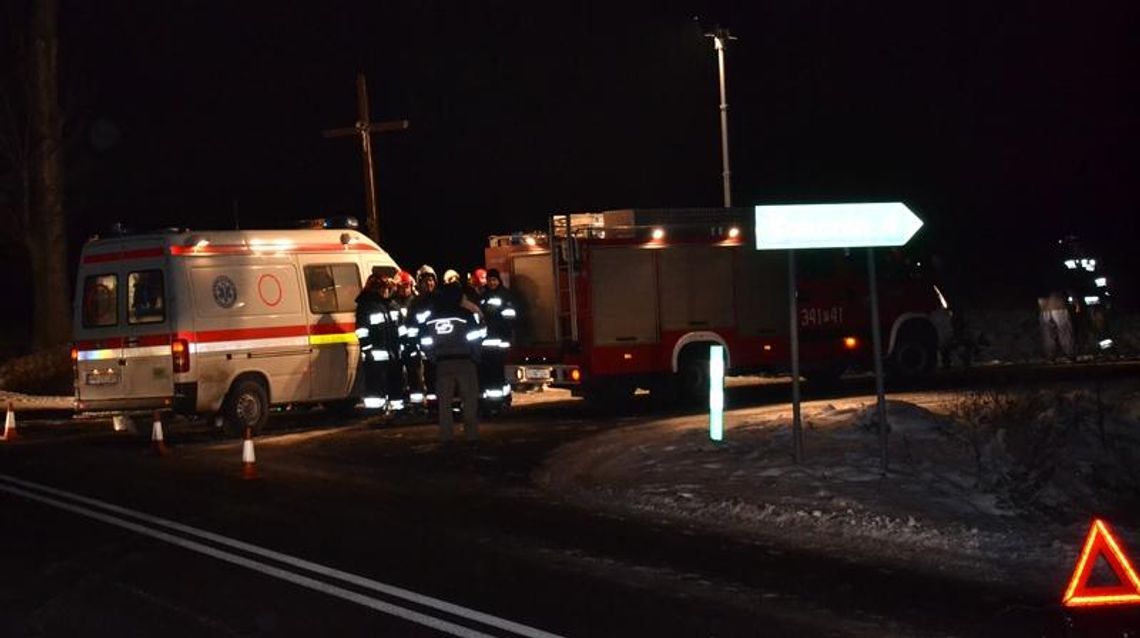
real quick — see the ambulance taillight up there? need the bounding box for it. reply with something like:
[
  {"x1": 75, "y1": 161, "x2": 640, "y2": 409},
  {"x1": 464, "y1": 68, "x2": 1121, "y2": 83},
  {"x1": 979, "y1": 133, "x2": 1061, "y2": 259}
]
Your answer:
[{"x1": 172, "y1": 339, "x2": 190, "y2": 373}]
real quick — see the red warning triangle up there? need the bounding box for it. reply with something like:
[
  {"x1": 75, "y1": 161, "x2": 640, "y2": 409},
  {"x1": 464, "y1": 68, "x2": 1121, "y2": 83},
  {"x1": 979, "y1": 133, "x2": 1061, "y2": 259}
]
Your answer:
[{"x1": 1063, "y1": 518, "x2": 1140, "y2": 607}]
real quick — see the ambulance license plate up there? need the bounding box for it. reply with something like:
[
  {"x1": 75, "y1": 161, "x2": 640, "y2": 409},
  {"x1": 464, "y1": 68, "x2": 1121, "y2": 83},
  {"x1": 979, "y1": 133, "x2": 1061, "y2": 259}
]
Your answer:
[
  {"x1": 86, "y1": 372, "x2": 120, "y2": 386},
  {"x1": 525, "y1": 368, "x2": 551, "y2": 380}
]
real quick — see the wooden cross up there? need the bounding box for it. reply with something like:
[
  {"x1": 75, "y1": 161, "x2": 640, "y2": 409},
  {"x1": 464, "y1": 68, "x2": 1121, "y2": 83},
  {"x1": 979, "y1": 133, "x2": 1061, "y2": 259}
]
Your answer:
[{"x1": 322, "y1": 73, "x2": 409, "y2": 242}]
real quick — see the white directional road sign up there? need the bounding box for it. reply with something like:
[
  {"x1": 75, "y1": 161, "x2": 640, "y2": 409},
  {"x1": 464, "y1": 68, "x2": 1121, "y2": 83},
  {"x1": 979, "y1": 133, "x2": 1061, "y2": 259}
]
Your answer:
[{"x1": 754, "y1": 202, "x2": 923, "y2": 250}]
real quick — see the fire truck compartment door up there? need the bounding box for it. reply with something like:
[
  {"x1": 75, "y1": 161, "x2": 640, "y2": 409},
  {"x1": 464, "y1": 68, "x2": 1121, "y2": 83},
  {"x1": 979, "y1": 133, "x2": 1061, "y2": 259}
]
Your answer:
[
  {"x1": 659, "y1": 246, "x2": 734, "y2": 331},
  {"x1": 734, "y1": 250, "x2": 788, "y2": 336},
  {"x1": 590, "y1": 247, "x2": 659, "y2": 344},
  {"x1": 510, "y1": 253, "x2": 555, "y2": 344}
]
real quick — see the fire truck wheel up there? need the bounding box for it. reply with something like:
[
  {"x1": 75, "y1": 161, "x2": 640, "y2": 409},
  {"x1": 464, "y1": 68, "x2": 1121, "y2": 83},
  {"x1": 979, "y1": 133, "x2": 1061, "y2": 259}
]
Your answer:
[
  {"x1": 222, "y1": 377, "x2": 269, "y2": 437},
  {"x1": 676, "y1": 352, "x2": 711, "y2": 405},
  {"x1": 890, "y1": 327, "x2": 937, "y2": 378}
]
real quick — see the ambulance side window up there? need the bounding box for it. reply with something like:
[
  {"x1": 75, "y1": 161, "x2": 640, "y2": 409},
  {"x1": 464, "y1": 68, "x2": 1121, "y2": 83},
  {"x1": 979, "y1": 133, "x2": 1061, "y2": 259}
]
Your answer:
[
  {"x1": 304, "y1": 264, "x2": 361, "y2": 314},
  {"x1": 82, "y1": 274, "x2": 118, "y2": 328},
  {"x1": 128, "y1": 270, "x2": 166, "y2": 324}
]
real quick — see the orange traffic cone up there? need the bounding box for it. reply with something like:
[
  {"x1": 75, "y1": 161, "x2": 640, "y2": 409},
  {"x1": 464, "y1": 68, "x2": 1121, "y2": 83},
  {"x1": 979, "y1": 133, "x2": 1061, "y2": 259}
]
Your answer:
[
  {"x1": 241, "y1": 427, "x2": 258, "y2": 480},
  {"x1": 150, "y1": 410, "x2": 168, "y2": 455},
  {"x1": 2, "y1": 402, "x2": 17, "y2": 441}
]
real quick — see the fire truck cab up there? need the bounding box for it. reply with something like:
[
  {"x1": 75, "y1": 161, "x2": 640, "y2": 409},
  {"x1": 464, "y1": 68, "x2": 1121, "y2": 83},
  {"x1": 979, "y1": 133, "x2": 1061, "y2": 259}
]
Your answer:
[
  {"x1": 72, "y1": 219, "x2": 399, "y2": 433},
  {"x1": 485, "y1": 208, "x2": 951, "y2": 405}
]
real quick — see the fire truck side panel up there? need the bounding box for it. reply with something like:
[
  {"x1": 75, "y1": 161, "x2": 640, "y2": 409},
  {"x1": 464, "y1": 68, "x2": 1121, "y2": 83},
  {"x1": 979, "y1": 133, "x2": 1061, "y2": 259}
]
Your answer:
[
  {"x1": 733, "y1": 249, "x2": 788, "y2": 339},
  {"x1": 658, "y1": 245, "x2": 735, "y2": 332},
  {"x1": 510, "y1": 251, "x2": 557, "y2": 345},
  {"x1": 588, "y1": 247, "x2": 659, "y2": 346},
  {"x1": 182, "y1": 258, "x2": 310, "y2": 412}
]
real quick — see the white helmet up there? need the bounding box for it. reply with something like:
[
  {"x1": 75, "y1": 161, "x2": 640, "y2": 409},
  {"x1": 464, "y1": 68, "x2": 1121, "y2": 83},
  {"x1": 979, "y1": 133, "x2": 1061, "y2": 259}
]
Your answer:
[
  {"x1": 415, "y1": 264, "x2": 437, "y2": 282},
  {"x1": 442, "y1": 269, "x2": 460, "y2": 284}
]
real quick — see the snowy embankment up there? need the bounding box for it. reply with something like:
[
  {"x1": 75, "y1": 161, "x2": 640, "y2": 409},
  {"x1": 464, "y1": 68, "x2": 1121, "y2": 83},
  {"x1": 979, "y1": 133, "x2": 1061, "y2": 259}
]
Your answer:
[
  {"x1": 0, "y1": 390, "x2": 74, "y2": 412},
  {"x1": 537, "y1": 382, "x2": 1140, "y2": 595}
]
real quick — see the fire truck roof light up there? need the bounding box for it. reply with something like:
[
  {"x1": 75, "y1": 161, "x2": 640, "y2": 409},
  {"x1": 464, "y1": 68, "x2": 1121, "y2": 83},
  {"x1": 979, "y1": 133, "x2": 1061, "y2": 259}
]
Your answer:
[{"x1": 844, "y1": 337, "x2": 858, "y2": 350}]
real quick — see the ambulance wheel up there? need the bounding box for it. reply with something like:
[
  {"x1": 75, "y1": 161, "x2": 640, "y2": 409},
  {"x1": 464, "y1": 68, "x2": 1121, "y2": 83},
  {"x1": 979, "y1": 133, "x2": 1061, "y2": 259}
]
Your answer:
[{"x1": 222, "y1": 377, "x2": 268, "y2": 437}]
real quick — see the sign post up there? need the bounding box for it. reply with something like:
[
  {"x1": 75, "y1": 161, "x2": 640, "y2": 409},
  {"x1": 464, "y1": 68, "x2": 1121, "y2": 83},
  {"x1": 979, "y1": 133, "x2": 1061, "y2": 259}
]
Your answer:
[{"x1": 755, "y1": 203, "x2": 923, "y2": 470}]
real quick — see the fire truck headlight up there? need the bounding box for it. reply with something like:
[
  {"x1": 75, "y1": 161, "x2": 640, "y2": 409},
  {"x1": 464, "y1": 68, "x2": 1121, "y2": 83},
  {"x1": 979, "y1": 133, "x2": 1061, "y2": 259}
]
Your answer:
[
  {"x1": 728, "y1": 227, "x2": 740, "y2": 239},
  {"x1": 843, "y1": 336, "x2": 858, "y2": 350},
  {"x1": 651, "y1": 228, "x2": 665, "y2": 241}
]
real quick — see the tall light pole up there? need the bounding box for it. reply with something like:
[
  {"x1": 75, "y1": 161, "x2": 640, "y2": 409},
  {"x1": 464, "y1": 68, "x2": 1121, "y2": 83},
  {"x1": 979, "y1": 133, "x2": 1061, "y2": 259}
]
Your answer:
[{"x1": 705, "y1": 27, "x2": 736, "y2": 208}]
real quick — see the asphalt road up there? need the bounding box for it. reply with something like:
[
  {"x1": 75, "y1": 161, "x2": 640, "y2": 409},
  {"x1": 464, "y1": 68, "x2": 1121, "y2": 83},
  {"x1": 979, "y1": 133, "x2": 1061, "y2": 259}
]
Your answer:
[{"x1": 2, "y1": 361, "x2": 1139, "y2": 637}]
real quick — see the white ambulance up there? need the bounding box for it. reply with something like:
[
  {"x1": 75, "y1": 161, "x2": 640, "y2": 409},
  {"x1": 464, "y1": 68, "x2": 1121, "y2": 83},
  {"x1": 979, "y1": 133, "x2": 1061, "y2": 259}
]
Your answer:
[{"x1": 71, "y1": 220, "x2": 399, "y2": 434}]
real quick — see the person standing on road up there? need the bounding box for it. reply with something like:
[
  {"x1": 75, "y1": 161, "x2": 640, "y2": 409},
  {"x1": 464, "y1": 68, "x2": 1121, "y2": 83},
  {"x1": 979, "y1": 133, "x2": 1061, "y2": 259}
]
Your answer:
[
  {"x1": 478, "y1": 268, "x2": 518, "y2": 410},
  {"x1": 420, "y1": 274, "x2": 484, "y2": 443},
  {"x1": 355, "y1": 273, "x2": 397, "y2": 410},
  {"x1": 409, "y1": 265, "x2": 439, "y2": 410},
  {"x1": 393, "y1": 270, "x2": 420, "y2": 412}
]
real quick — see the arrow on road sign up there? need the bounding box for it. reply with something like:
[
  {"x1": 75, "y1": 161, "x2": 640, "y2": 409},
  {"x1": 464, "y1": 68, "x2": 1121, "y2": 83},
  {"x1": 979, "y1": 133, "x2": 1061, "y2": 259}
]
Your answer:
[{"x1": 754, "y1": 202, "x2": 923, "y2": 250}]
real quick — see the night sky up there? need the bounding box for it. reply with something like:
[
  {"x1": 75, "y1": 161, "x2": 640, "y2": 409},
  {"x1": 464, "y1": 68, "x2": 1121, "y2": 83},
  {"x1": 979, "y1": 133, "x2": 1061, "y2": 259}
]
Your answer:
[{"x1": 29, "y1": 0, "x2": 1140, "y2": 309}]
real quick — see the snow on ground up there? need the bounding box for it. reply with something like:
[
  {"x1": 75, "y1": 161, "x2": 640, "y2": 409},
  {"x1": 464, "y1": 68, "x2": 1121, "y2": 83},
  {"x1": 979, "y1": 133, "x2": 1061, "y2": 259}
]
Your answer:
[
  {"x1": 0, "y1": 391, "x2": 74, "y2": 412},
  {"x1": 537, "y1": 380, "x2": 1140, "y2": 595}
]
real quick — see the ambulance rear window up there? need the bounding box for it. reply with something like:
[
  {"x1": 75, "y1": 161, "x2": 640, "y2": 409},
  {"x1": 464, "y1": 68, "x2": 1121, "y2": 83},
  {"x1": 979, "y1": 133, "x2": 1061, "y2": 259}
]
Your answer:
[
  {"x1": 304, "y1": 264, "x2": 361, "y2": 314},
  {"x1": 82, "y1": 274, "x2": 118, "y2": 328},
  {"x1": 128, "y1": 270, "x2": 166, "y2": 324}
]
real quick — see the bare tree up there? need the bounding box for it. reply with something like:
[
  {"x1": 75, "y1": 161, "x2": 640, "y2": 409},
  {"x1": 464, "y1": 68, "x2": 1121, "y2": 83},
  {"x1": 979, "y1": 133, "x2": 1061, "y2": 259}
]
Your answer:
[{"x1": 0, "y1": 0, "x2": 70, "y2": 349}]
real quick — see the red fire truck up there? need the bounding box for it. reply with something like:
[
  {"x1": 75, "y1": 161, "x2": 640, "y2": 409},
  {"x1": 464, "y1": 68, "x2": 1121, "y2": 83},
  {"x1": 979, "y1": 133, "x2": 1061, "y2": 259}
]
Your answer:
[{"x1": 485, "y1": 208, "x2": 952, "y2": 405}]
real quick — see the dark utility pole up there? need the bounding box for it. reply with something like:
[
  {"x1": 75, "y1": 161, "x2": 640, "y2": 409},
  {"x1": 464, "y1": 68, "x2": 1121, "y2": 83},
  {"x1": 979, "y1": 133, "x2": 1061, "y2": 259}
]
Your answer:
[{"x1": 322, "y1": 73, "x2": 409, "y2": 243}]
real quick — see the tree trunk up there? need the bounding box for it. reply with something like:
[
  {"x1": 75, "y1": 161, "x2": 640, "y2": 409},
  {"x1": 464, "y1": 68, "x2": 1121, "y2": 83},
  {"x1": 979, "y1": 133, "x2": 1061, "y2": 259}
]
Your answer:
[{"x1": 27, "y1": 0, "x2": 70, "y2": 348}]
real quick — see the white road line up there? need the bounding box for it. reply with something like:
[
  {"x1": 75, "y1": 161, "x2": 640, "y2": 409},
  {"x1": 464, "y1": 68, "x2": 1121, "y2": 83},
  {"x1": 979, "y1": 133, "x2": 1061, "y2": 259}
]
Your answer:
[{"x1": 0, "y1": 474, "x2": 563, "y2": 638}]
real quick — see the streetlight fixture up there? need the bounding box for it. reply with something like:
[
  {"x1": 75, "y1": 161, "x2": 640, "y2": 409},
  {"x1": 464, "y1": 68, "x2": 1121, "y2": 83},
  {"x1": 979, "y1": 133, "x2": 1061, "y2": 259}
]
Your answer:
[{"x1": 705, "y1": 26, "x2": 736, "y2": 208}]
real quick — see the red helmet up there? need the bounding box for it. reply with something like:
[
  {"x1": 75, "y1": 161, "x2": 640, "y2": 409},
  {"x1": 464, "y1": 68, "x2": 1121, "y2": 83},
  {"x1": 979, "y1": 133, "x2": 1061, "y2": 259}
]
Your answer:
[
  {"x1": 473, "y1": 268, "x2": 488, "y2": 285},
  {"x1": 396, "y1": 270, "x2": 414, "y2": 286}
]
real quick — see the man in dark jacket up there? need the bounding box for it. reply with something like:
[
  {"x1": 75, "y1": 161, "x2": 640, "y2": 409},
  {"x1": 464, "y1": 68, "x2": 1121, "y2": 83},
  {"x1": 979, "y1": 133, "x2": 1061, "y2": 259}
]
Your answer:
[{"x1": 420, "y1": 275, "x2": 484, "y2": 443}]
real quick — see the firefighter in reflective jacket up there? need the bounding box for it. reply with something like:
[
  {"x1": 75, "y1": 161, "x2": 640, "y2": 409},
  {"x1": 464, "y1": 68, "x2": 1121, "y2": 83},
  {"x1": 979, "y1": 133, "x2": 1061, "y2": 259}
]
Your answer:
[
  {"x1": 355, "y1": 273, "x2": 402, "y2": 410},
  {"x1": 478, "y1": 268, "x2": 517, "y2": 406},
  {"x1": 408, "y1": 265, "x2": 438, "y2": 408},
  {"x1": 392, "y1": 270, "x2": 422, "y2": 411},
  {"x1": 420, "y1": 278, "x2": 484, "y2": 442}
]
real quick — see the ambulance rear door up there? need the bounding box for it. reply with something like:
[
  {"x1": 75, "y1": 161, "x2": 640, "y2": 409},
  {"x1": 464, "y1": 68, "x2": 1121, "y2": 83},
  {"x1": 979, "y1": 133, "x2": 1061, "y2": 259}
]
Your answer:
[
  {"x1": 122, "y1": 263, "x2": 175, "y2": 402},
  {"x1": 75, "y1": 268, "x2": 126, "y2": 404}
]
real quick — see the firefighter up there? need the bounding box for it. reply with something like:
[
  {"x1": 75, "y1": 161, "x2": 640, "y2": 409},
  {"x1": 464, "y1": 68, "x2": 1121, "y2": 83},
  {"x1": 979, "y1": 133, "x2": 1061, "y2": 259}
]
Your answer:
[
  {"x1": 1056, "y1": 235, "x2": 1114, "y2": 356},
  {"x1": 419, "y1": 273, "x2": 484, "y2": 443},
  {"x1": 392, "y1": 270, "x2": 421, "y2": 412},
  {"x1": 409, "y1": 265, "x2": 439, "y2": 407},
  {"x1": 469, "y1": 268, "x2": 488, "y2": 299},
  {"x1": 478, "y1": 268, "x2": 517, "y2": 411},
  {"x1": 354, "y1": 272, "x2": 400, "y2": 411}
]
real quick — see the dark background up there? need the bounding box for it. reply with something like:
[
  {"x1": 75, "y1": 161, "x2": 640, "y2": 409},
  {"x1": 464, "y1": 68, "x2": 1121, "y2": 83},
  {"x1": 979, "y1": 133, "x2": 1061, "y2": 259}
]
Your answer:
[{"x1": 5, "y1": 0, "x2": 1137, "y2": 341}]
